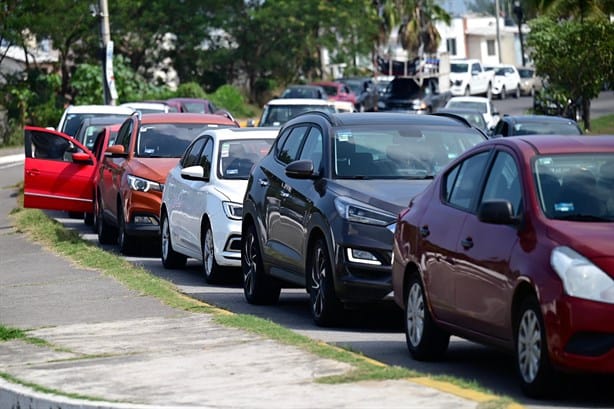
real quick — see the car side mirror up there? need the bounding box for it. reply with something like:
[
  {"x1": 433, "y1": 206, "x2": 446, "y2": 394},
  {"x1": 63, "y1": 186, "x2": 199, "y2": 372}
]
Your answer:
[
  {"x1": 246, "y1": 119, "x2": 256, "y2": 127},
  {"x1": 478, "y1": 200, "x2": 517, "y2": 225},
  {"x1": 285, "y1": 159, "x2": 315, "y2": 179},
  {"x1": 105, "y1": 144, "x2": 127, "y2": 157},
  {"x1": 181, "y1": 165, "x2": 208, "y2": 181},
  {"x1": 71, "y1": 152, "x2": 93, "y2": 165}
]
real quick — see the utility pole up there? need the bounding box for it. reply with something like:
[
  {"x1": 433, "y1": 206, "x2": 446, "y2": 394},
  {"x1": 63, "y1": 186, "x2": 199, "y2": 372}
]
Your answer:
[
  {"x1": 513, "y1": 1, "x2": 526, "y2": 66},
  {"x1": 96, "y1": 0, "x2": 117, "y2": 105},
  {"x1": 495, "y1": 0, "x2": 502, "y2": 63}
]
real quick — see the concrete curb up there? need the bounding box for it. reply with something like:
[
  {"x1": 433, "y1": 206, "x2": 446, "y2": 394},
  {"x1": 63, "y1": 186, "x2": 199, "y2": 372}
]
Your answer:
[{"x1": 0, "y1": 153, "x2": 24, "y2": 165}]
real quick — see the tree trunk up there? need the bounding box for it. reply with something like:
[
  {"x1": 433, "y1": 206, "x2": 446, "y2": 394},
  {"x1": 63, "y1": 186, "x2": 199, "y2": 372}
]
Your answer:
[{"x1": 582, "y1": 97, "x2": 591, "y2": 133}]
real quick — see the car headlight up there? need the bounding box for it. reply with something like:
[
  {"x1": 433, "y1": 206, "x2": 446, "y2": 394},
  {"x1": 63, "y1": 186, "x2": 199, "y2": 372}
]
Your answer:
[
  {"x1": 222, "y1": 201, "x2": 243, "y2": 220},
  {"x1": 551, "y1": 246, "x2": 614, "y2": 304},
  {"x1": 334, "y1": 196, "x2": 396, "y2": 226},
  {"x1": 127, "y1": 175, "x2": 162, "y2": 192}
]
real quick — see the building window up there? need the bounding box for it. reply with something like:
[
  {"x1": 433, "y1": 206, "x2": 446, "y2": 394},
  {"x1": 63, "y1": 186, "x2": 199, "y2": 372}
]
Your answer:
[
  {"x1": 487, "y1": 39, "x2": 496, "y2": 56},
  {"x1": 446, "y1": 38, "x2": 457, "y2": 56}
]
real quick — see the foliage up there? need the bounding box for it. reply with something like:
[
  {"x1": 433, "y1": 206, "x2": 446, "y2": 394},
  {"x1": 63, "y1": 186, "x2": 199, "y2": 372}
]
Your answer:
[
  {"x1": 211, "y1": 85, "x2": 255, "y2": 117},
  {"x1": 527, "y1": 16, "x2": 614, "y2": 130}
]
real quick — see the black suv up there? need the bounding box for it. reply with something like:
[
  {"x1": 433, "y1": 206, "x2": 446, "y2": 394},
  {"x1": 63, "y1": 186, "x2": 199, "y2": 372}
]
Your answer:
[
  {"x1": 241, "y1": 112, "x2": 487, "y2": 326},
  {"x1": 491, "y1": 115, "x2": 582, "y2": 137},
  {"x1": 379, "y1": 77, "x2": 452, "y2": 113}
]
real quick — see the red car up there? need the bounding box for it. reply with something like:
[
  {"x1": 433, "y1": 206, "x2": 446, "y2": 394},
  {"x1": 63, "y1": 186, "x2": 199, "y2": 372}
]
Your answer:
[
  {"x1": 391, "y1": 134, "x2": 614, "y2": 397},
  {"x1": 310, "y1": 81, "x2": 357, "y2": 106}
]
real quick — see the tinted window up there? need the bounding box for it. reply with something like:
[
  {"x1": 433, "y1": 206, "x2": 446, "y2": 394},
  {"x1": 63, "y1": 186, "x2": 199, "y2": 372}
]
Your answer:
[
  {"x1": 219, "y1": 138, "x2": 274, "y2": 179},
  {"x1": 116, "y1": 119, "x2": 134, "y2": 152},
  {"x1": 481, "y1": 151, "x2": 522, "y2": 215},
  {"x1": 278, "y1": 126, "x2": 308, "y2": 164},
  {"x1": 136, "y1": 123, "x2": 211, "y2": 158},
  {"x1": 182, "y1": 137, "x2": 207, "y2": 168},
  {"x1": 199, "y1": 139, "x2": 214, "y2": 176},
  {"x1": 446, "y1": 151, "x2": 490, "y2": 210},
  {"x1": 299, "y1": 127, "x2": 323, "y2": 172}
]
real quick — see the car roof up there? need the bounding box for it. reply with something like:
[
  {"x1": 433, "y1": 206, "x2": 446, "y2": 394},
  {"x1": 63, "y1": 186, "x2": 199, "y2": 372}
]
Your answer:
[
  {"x1": 198, "y1": 127, "x2": 279, "y2": 141},
  {"x1": 291, "y1": 111, "x2": 476, "y2": 128},
  {"x1": 265, "y1": 98, "x2": 335, "y2": 106},
  {"x1": 120, "y1": 102, "x2": 169, "y2": 109},
  {"x1": 447, "y1": 96, "x2": 490, "y2": 103},
  {"x1": 63, "y1": 105, "x2": 134, "y2": 115},
  {"x1": 489, "y1": 134, "x2": 614, "y2": 155},
  {"x1": 501, "y1": 115, "x2": 577, "y2": 124},
  {"x1": 138, "y1": 113, "x2": 237, "y2": 125}
]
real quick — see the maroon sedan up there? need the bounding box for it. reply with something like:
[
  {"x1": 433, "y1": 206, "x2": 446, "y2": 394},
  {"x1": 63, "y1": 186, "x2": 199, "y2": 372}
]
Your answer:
[{"x1": 391, "y1": 134, "x2": 614, "y2": 397}]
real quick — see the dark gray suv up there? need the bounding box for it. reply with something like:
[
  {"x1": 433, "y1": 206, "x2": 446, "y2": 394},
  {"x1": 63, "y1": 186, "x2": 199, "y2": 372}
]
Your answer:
[{"x1": 241, "y1": 112, "x2": 486, "y2": 326}]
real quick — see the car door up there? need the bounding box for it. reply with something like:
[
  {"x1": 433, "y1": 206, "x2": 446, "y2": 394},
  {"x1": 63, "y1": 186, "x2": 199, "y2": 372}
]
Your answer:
[
  {"x1": 168, "y1": 136, "x2": 209, "y2": 258},
  {"x1": 23, "y1": 126, "x2": 96, "y2": 213},
  {"x1": 419, "y1": 150, "x2": 491, "y2": 323},
  {"x1": 453, "y1": 149, "x2": 522, "y2": 339},
  {"x1": 263, "y1": 125, "x2": 310, "y2": 281}
]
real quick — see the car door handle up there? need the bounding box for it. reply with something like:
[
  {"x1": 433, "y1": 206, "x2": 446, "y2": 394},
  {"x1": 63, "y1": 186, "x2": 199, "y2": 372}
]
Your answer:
[
  {"x1": 25, "y1": 169, "x2": 40, "y2": 176},
  {"x1": 258, "y1": 178, "x2": 269, "y2": 187},
  {"x1": 461, "y1": 237, "x2": 474, "y2": 250},
  {"x1": 419, "y1": 226, "x2": 430, "y2": 238}
]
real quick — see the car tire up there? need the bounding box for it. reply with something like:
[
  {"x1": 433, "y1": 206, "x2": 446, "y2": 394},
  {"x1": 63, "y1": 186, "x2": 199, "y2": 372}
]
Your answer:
[
  {"x1": 309, "y1": 238, "x2": 343, "y2": 327},
  {"x1": 117, "y1": 204, "x2": 135, "y2": 255},
  {"x1": 242, "y1": 222, "x2": 280, "y2": 305},
  {"x1": 464, "y1": 86, "x2": 471, "y2": 96},
  {"x1": 405, "y1": 274, "x2": 450, "y2": 361},
  {"x1": 96, "y1": 196, "x2": 117, "y2": 245},
  {"x1": 160, "y1": 212, "x2": 187, "y2": 269},
  {"x1": 515, "y1": 296, "x2": 557, "y2": 398},
  {"x1": 202, "y1": 222, "x2": 222, "y2": 283},
  {"x1": 500, "y1": 86, "x2": 507, "y2": 100}
]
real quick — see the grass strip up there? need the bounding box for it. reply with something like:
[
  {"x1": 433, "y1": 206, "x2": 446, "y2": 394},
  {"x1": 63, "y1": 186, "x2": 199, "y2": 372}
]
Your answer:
[{"x1": 10, "y1": 206, "x2": 518, "y2": 408}]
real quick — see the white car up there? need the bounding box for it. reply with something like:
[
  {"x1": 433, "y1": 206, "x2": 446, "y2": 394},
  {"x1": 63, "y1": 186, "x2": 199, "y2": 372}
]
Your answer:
[
  {"x1": 444, "y1": 96, "x2": 500, "y2": 129},
  {"x1": 56, "y1": 104, "x2": 135, "y2": 137},
  {"x1": 120, "y1": 101, "x2": 172, "y2": 114},
  {"x1": 257, "y1": 98, "x2": 337, "y2": 127},
  {"x1": 160, "y1": 127, "x2": 277, "y2": 282},
  {"x1": 489, "y1": 64, "x2": 521, "y2": 99}
]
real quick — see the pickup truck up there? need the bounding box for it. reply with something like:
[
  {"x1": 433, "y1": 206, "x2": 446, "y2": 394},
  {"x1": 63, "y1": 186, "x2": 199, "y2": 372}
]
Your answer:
[
  {"x1": 449, "y1": 59, "x2": 494, "y2": 99},
  {"x1": 378, "y1": 77, "x2": 452, "y2": 113}
]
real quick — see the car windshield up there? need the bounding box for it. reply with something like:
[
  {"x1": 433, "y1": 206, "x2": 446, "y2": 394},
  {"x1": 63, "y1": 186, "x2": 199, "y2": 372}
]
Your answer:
[
  {"x1": 333, "y1": 124, "x2": 485, "y2": 179},
  {"x1": 446, "y1": 101, "x2": 487, "y2": 113},
  {"x1": 494, "y1": 68, "x2": 507, "y2": 76},
  {"x1": 512, "y1": 121, "x2": 581, "y2": 136},
  {"x1": 260, "y1": 105, "x2": 335, "y2": 127},
  {"x1": 218, "y1": 138, "x2": 274, "y2": 179},
  {"x1": 518, "y1": 69, "x2": 533, "y2": 78},
  {"x1": 77, "y1": 125, "x2": 107, "y2": 149},
  {"x1": 534, "y1": 154, "x2": 614, "y2": 221},
  {"x1": 320, "y1": 85, "x2": 339, "y2": 96},
  {"x1": 136, "y1": 123, "x2": 227, "y2": 158},
  {"x1": 183, "y1": 101, "x2": 212, "y2": 113},
  {"x1": 63, "y1": 113, "x2": 129, "y2": 137},
  {"x1": 389, "y1": 78, "x2": 421, "y2": 98},
  {"x1": 451, "y1": 63, "x2": 468, "y2": 73},
  {"x1": 281, "y1": 87, "x2": 321, "y2": 99},
  {"x1": 344, "y1": 81, "x2": 363, "y2": 94}
]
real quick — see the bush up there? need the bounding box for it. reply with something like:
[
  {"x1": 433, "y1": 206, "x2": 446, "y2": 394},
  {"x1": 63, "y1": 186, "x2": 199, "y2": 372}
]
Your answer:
[{"x1": 210, "y1": 85, "x2": 255, "y2": 117}]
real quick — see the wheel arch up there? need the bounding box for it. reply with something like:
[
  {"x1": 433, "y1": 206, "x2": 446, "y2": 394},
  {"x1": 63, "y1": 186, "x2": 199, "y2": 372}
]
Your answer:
[
  {"x1": 511, "y1": 279, "x2": 538, "y2": 332},
  {"x1": 305, "y1": 226, "x2": 327, "y2": 289},
  {"x1": 402, "y1": 261, "x2": 422, "y2": 310}
]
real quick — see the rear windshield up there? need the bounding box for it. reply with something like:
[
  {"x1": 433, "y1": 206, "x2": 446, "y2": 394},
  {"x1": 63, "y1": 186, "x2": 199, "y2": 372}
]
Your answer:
[
  {"x1": 136, "y1": 123, "x2": 232, "y2": 158},
  {"x1": 260, "y1": 105, "x2": 335, "y2": 127},
  {"x1": 62, "y1": 113, "x2": 129, "y2": 137}
]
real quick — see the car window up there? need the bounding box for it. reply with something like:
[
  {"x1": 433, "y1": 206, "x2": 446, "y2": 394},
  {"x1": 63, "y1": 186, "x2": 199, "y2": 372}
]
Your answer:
[
  {"x1": 299, "y1": 127, "x2": 323, "y2": 172},
  {"x1": 116, "y1": 119, "x2": 134, "y2": 152},
  {"x1": 182, "y1": 137, "x2": 207, "y2": 168},
  {"x1": 277, "y1": 126, "x2": 309, "y2": 164},
  {"x1": 445, "y1": 151, "x2": 491, "y2": 210},
  {"x1": 219, "y1": 138, "x2": 274, "y2": 179},
  {"x1": 199, "y1": 139, "x2": 214, "y2": 176},
  {"x1": 136, "y1": 123, "x2": 208, "y2": 158},
  {"x1": 481, "y1": 151, "x2": 522, "y2": 215},
  {"x1": 30, "y1": 130, "x2": 76, "y2": 161}
]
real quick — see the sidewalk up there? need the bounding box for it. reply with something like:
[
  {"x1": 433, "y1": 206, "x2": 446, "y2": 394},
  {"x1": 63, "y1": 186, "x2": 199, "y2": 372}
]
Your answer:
[{"x1": 0, "y1": 152, "x2": 506, "y2": 409}]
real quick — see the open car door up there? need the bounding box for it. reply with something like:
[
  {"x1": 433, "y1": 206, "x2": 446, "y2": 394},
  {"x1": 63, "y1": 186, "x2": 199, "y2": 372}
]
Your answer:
[{"x1": 24, "y1": 126, "x2": 97, "y2": 213}]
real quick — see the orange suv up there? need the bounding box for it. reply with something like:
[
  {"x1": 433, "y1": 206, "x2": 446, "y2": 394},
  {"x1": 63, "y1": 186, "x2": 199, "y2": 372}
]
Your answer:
[{"x1": 95, "y1": 112, "x2": 238, "y2": 254}]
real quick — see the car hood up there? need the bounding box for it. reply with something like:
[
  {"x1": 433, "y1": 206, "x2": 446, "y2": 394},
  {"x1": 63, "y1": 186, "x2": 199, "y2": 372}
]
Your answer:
[
  {"x1": 449, "y1": 73, "x2": 468, "y2": 81},
  {"x1": 213, "y1": 180, "x2": 248, "y2": 203},
  {"x1": 130, "y1": 158, "x2": 180, "y2": 183},
  {"x1": 328, "y1": 179, "x2": 432, "y2": 214},
  {"x1": 547, "y1": 222, "x2": 614, "y2": 261}
]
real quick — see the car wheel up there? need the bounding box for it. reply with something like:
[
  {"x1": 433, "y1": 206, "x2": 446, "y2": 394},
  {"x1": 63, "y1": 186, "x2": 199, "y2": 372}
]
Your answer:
[
  {"x1": 117, "y1": 205, "x2": 135, "y2": 255},
  {"x1": 515, "y1": 296, "x2": 557, "y2": 398},
  {"x1": 464, "y1": 86, "x2": 471, "y2": 96},
  {"x1": 242, "y1": 222, "x2": 280, "y2": 304},
  {"x1": 202, "y1": 222, "x2": 221, "y2": 283},
  {"x1": 500, "y1": 86, "x2": 507, "y2": 100},
  {"x1": 405, "y1": 274, "x2": 450, "y2": 361},
  {"x1": 160, "y1": 212, "x2": 187, "y2": 269},
  {"x1": 309, "y1": 238, "x2": 343, "y2": 327},
  {"x1": 96, "y1": 196, "x2": 117, "y2": 245}
]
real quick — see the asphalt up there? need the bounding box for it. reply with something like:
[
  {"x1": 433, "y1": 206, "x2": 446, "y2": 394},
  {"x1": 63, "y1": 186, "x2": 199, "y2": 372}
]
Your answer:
[{"x1": 0, "y1": 148, "x2": 511, "y2": 409}]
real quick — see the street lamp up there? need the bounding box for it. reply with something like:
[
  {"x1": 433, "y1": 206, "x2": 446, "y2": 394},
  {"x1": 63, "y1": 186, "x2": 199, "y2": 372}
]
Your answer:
[{"x1": 513, "y1": 1, "x2": 526, "y2": 66}]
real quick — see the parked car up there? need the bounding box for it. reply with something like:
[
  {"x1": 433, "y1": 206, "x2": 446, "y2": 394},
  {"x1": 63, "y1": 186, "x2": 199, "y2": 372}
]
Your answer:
[
  {"x1": 489, "y1": 64, "x2": 521, "y2": 99},
  {"x1": 73, "y1": 115, "x2": 130, "y2": 150},
  {"x1": 120, "y1": 101, "x2": 172, "y2": 114},
  {"x1": 241, "y1": 111, "x2": 487, "y2": 326},
  {"x1": 391, "y1": 134, "x2": 614, "y2": 397},
  {"x1": 444, "y1": 96, "x2": 500, "y2": 129},
  {"x1": 449, "y1": 59, "x2": 494, "y2": 98},
  {"x1": 517, "y1": 66, "x2": 543, "y2": 97},
  {"x1": 338, "y1": 77, "x2": 379, "y2": 112},
  {"x1": 491, "y1": 115, "x2": 582, "y2": 137},
  {"x1": 433, "y1": 108, "x2": 490, "y2": 134},
  {"x1": 160, "y1": 128, "x2": 277, "y2": 282},
  {"x1": 56, "y1": 104, "x2": 134, "y2": 137},
  {"x1": 280, "y1": 85, "x2": 329, "y2": 100},
  {"x1": 165, "y1": 98, "x2": 218, "y2": 114},
  {"x1": 379, "y1": 77, "x2": 451, "y2": 113},
  {"x1": 310, "y1": 81, "x2": 357, "y2": 106},
  {"x1": 257, "y1": 98, "x2": 337, "y2": 127},
  {"x1": 95, "y1": 113, "x2": 239, "y2": 254}
]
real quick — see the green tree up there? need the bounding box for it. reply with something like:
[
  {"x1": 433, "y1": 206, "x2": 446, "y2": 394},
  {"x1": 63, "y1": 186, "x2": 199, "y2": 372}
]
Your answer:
[{"x1": 527, "y1": 17, "x2": 614, "y2": 130}]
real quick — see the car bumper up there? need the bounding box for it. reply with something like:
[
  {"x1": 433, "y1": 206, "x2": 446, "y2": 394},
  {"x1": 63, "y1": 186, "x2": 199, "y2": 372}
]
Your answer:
[
  {"x1": 332, "y1": 221, "x2": 395, "y2": 304},
  {"x1": 450, "y1": 85, "x2": 467, "y2": 96},
  {"x1": 125, "y1": 190, "x2": 162, "y2": 238},
  {"x1": 545, "y1": 295, "x2": 614, "y2": 373},
  {"x1": 213, "y1": 217, "x2": 242, "y2": 267}
]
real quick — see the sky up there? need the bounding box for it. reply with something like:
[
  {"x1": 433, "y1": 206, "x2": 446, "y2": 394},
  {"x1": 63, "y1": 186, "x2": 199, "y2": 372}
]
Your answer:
[{"x1": 441, "y1": 0, "x2": 469, "y2": 16}]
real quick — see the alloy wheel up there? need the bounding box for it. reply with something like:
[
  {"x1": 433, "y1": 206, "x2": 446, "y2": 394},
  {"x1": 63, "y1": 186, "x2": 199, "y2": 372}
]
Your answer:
[
  {"x1": 406, "y1": 282, "x2": 425, "y2": 347},
  {"x1": 517, "y1": 308, "x2": 542, "y2": 384},
  {"x1": 310, "y1": 246, "x2": 326, "y2": 319}
]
